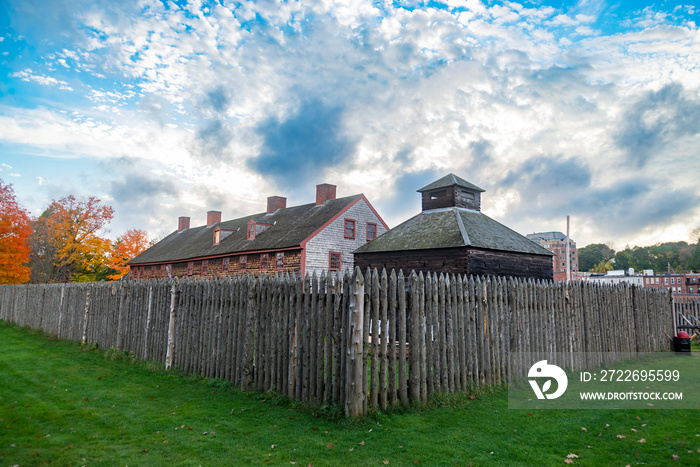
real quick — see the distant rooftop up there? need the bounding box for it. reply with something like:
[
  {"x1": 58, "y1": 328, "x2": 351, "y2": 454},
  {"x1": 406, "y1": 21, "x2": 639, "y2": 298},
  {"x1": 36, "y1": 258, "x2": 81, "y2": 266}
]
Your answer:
[{"x1": 526, "y1": 231, "x2": 567, "y2": 241}]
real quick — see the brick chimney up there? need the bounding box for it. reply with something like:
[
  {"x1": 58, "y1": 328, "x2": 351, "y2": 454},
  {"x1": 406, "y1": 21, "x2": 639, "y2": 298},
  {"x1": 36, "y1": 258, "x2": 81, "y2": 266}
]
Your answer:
[
  {"x1": 207, "y1": 210, "x2": 222, "y2": 227},
  {"x1": 267, "y1": 196, "x2": 287, "y2": 214},
  {"x1": 178, "y1": 216, "x2": 190, "y2": 232},
  {"x1": 316, "y1": 183, "x2": 337, "y2": 206}
]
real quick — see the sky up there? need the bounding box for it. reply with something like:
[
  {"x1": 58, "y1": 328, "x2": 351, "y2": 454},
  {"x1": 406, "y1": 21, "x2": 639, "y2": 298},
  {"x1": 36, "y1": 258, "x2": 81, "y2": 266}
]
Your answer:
[{"x1": 0, "y1": 0, "x2": 699, "y2": 250}]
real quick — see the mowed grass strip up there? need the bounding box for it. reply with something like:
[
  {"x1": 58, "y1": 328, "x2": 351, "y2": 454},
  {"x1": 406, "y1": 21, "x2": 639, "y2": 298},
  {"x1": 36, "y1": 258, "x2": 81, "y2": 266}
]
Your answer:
[{"x1": 1, "y1": 322, "x2": 699, "y2": 466}]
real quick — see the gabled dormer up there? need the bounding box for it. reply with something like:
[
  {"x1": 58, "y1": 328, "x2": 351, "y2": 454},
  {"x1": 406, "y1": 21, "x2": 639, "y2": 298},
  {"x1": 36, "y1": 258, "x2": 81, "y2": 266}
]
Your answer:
[
  {"x1": 246, "y1": 219, "x2": 273, "y2": 240},
  {"x1": 213, "y1": 226, "x2": 237, "y2": 245},
  {"x1": 417, "y1": 173, "x2": 485, "y2": 212}
]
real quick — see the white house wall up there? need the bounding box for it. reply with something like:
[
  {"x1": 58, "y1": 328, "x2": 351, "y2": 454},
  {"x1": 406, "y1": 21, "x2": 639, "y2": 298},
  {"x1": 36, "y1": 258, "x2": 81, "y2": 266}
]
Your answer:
[{"x1": 304, "y1": 198, "x2": 388, "y2": 276}]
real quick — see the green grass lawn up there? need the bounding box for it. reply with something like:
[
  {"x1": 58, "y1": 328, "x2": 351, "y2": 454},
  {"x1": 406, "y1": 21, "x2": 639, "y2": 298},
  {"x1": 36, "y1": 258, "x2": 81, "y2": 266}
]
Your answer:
[{"x1": 1, "y1": 321, "x2": 699, "y2": 466}]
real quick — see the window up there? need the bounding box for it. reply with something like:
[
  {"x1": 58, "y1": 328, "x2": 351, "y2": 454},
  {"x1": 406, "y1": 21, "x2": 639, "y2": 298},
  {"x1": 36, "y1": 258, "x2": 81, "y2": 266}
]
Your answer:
[
  {"x1": 665, "y1": 278, "x2": 669, "y2": 284},
  {"x1": 240, "y1": 255, "x2": 247, "y2": 271},
  {"x1": 202, "y1": 260, "x2": 208, "y2": 275},
  {"x1": 222, "y1": 257, "x2": 230, "y2": 273},
  {"x1": 329, "y1": 252, "x2": 341, "y2": 271},
  {"x1": 247, "y1": 222, "x2": 256, "y2": 240},
  {"x1": 276, "y1": 252, "x2": 284, "y2": 269},
  {"x1": 344, "y1": 219, "x2": 356, "y2": 239},
  {"x1": 429, "y1": 189, "x2": 446, "y2": 199},
  {"x1": 214, "y1": 229, "x2": 221, "y2": 245},
  {"x1": 187, "y1": 262, "x2": 194, "y2": 276},
  {"x1": 261, "y1": 253, "x2": 269, "y2": 270},
  {"x1": 366, "y1": 223, "x2": 377, "y2": 241},
  {"x1": 161, "y1": 265, "x2": 167, "y2": 277},
  {"x1": 671, "y1": 278, "x2": 675, "y2": 284},
  {"x1": 690, "y1": 287, "x2": 694, "y2": 294}
]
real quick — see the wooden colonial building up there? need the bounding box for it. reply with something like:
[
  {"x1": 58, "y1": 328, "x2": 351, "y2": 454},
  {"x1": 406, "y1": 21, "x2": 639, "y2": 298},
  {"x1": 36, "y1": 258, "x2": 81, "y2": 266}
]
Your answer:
[
  {"x1": 128, "y1": 184, "x2": 388, "y2": 279},
  {"x1": 353, "y1": 174, "x2": 554, "y2": 280}
]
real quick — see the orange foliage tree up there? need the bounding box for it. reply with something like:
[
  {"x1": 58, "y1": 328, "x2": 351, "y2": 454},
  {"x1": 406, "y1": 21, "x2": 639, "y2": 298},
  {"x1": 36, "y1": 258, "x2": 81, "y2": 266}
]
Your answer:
[
  {"x1": 29, "y1": 195, "x2": 114, "y2": 283},
  {"x1": 108, "y1": 228, "x2": 150, "y2": 280},
  {"x1": 0, "y1": 180, "x2": 32, "y2": 284}
]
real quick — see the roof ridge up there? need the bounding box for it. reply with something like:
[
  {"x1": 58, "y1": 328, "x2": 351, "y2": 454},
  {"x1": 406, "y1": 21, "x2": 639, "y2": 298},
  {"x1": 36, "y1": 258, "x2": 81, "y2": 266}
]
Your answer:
[{"x1": 453, "y1": 207, "x2": 470, "y2": 246}]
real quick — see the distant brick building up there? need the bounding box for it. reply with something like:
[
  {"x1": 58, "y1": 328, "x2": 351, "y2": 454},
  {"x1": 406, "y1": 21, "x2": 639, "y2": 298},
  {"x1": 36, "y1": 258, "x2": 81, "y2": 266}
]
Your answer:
[
  {"x1": 353, "y1": 174, "x2": 554, "y2": 280},
  {"x1": 526, "y1": 231, "x2": 579, "y2": 282},
  {"x1": 128, "y1": 184, "x2": 388, "y2": 279}
]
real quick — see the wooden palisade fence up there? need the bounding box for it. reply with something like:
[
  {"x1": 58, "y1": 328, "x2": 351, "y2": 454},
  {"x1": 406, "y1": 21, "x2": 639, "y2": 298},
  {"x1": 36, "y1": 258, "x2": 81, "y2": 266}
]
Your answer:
[
  {"x1": 675, "y1": 297, "x2": 700, "y2": 334},
  {"x1": 0, "y1": 268, "x2": 674, "y2": 417}
]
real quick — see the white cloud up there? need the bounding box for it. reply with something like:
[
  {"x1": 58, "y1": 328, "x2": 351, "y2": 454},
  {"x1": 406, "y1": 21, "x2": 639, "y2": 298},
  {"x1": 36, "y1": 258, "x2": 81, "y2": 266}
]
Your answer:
[
  {"x1": 11, "y1": 69, "x2": 73, "y2": 91},
  {"x1": 2, "y1": 0, "x2": 699, "y2": 247}
]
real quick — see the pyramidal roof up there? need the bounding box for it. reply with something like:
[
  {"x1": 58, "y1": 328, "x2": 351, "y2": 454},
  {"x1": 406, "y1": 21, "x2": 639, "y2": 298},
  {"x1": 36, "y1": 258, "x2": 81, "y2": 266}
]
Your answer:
[
  {"x1": 417, "y1": 173, "x2": 485, "y2": 193},
  {"x1": 354, "y1": 207, "x2": 553, "y2": 256}
]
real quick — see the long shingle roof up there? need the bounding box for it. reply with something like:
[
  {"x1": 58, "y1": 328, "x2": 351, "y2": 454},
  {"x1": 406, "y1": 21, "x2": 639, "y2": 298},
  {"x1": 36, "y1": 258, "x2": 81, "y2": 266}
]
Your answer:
[
  {"x1": 354, "y1": 207, "x2": 553, "y2": 256},
  {"x1": 130, "y1": 195, "x2": 361, "y2": 265}
]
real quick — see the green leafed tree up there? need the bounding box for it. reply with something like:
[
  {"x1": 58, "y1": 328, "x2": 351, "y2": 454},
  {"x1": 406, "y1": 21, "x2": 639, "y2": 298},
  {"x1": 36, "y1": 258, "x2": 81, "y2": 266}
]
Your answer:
[{"x1": 578, "y1": 243, "x2": 615, "y2": 272}]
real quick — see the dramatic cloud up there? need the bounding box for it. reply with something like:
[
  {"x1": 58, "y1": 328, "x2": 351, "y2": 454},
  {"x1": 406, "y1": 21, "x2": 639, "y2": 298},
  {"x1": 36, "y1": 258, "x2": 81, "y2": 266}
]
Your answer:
[
  {"x1": 249, "y1": 98, "x2": 357, "y2": 191},
  {"x1": 1, "y1": 0, "x2": 699, "y2": 247},
  {"x1": 615, "y1": 84, "x2": 700, "y2": 168}
]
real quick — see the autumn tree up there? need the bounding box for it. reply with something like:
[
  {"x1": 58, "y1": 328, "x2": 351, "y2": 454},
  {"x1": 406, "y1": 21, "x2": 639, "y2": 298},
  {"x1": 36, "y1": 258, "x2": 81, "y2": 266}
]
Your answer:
[
  {"x1": 28, "y1": 195, "x2": 114, "y2": 283},
  {"x1": 0, "y1": 179, "x2": 32, "y2": 284},
  {"x1": 108, "y1": 228, "x2": 150, "y2": 280}
]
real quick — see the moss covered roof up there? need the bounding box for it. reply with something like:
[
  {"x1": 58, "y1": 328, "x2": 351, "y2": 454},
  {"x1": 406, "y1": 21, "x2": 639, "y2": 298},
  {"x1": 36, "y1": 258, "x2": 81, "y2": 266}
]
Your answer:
[
  {"x1": 130, "y1": 195, "x2": 361, "y2": 265},
  {"x1": 354, "y1": 207, "x2": 553, "y2": 256}
]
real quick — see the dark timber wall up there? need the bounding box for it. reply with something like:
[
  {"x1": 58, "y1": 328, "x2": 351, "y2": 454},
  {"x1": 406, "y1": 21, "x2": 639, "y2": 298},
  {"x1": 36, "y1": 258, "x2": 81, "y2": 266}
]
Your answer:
[{"x1": 353, "y1": 247, "x2": 553, "y2": 281}]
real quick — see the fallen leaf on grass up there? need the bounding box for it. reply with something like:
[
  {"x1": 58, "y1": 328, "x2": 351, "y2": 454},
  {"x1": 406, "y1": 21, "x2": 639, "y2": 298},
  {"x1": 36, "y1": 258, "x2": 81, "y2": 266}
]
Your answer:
[
  {"x1": 567, "y1": 454, "x2": 579, "y2": 459},
  {"x1": 564, "y1": 460, "x2": 574, "y2": 464},
  {"x1": 581, "y1": 427, "x2": 587, "y2": 432},
  {"x1": 327, "y1": 444, "x2": 334, "y2": 449},
  {"x1": 639, "y1": 439, "x2": 646, "y2": 444},
  {"x1": 359, "y1": 441, "x2": 365, "y2": 446},
  {"x1": 383, "y1": 461, "x2": 389, "y2": 465},
  {"x1": 271, "y1": 445, "x2": 277, "y2": 449},
  {"x1": 672, "y1": 454, "x2": 679, "y2": 461},
  {"x1": 631, "y1": 429, "x2": 638, "y2": 433},
  {"x1": 617, "y1": 435, "x2": 626, "y2": 439}
]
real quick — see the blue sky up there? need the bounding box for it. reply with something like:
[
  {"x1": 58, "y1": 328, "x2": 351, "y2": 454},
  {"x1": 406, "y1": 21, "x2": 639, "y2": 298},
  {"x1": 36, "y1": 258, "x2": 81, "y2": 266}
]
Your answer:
[{"x1": 1, "y1": 0, "x2": 698, "y2": 249}]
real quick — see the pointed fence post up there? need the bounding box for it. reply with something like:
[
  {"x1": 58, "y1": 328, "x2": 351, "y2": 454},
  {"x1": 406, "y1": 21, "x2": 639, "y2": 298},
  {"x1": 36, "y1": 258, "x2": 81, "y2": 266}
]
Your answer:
[
  {"x1": 165, "y1": 279, "x2": 179, "y2": 370},
  {"x1": 81, "y1": 288, "x2": 91, "y2": 345},
  {"x1": 345, "y1": 267, "x2": 365, "y2": 418}
]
